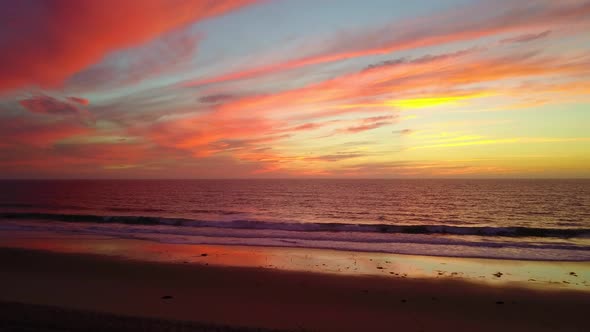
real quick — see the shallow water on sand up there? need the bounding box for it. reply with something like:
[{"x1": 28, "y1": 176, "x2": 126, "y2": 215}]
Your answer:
[{"x1": 1, "y1": 231, "x2": 589, "y2": 291}]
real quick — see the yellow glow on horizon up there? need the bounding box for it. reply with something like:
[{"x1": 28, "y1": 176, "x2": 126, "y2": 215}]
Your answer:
[
  {"x1": 389, "y1": 93, "x2": 488, "y2": 109},
  {"x1": 330, "y1": 93, "x2": 489, "y2": 112},
  {"x1": 409, "y1": 137, "x2": 590, "y2": 150}
]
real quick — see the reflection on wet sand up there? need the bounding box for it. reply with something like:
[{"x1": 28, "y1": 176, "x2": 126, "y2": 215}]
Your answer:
[{"x1": 1, "y1": 230, "x2": 588, "y2": 291}]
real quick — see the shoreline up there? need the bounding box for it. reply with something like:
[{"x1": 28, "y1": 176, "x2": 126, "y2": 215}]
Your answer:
[
  {"x1": 1, "y1": 247, "x2": 589, "y2": 331},
  {"x1": 1, "y1": 213, "x2": 588, "y2": 262},
  {"x1": 2, "y1": 224, "x2": 590, "y2": 263},
  {"x1": 0, "y1": 230, "x2": 588, "y2": 291}
]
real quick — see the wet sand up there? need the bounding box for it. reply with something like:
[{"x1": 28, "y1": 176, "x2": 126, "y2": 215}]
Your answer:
[
  {"x1": 0, "y1": 248, "x2": 589, "y2": 332},
  {"x1": 1, "y1": 231, "x2": 588, "y2": 290}
]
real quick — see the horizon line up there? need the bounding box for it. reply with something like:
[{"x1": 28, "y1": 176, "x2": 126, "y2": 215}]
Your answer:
[{"x1": 1, "y1": 178, "x2": 589, "y2": 181}]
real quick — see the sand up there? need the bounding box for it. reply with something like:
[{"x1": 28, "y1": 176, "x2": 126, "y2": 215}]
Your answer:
[
  {"x1": 0, "y1": 247, "x2": 589, "y2": 332},
  {"x1": 1, "y1": 231, "x2": 588, "y2": 290}
]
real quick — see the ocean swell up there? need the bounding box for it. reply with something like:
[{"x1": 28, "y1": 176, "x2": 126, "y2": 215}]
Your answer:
[{"x1": 1, "y1": 212, "x2": 589, "y2": 239}]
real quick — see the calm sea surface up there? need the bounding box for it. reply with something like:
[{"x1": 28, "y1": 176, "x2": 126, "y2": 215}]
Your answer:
[{"x1": 1, "y1": 179, "x2": 589, "y2": 260}]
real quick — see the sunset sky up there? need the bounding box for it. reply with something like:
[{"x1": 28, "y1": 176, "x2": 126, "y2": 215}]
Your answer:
[{"x1": 1, "y1": 0, "x2": 589, "y2": 178}]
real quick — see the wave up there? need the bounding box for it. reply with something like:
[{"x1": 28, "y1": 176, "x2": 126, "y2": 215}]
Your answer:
[{"x1": 1, "y1": 212, "x2": 589, "y2": 239}]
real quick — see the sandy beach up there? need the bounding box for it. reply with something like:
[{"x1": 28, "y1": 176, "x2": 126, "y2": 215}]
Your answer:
[
  {"x1": 1, "y1": 245, "x2": 589, "y2": 332},
  {"x1": 2, "y1": 0, "x2": 590, "y2": 329}
]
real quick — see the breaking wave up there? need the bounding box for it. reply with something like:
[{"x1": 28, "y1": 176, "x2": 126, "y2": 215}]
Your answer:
[{"x1": 1, "y1": 212, "x2": 589, "y2": 239}]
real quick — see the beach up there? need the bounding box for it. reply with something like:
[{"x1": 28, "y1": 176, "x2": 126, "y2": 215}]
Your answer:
[
  {"x1": 1, "y1": 179, "x2": 588, "y2": 331},
  {"x1": 2, "y1": 0, "x2": 590, "y2": 328},
  {"x1": 1, "y1": 237, "x2": 589, "y2": 331}
]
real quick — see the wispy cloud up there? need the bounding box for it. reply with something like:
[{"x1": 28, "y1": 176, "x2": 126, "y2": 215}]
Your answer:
[
  {"x1": 392, "y1": 129, "x2": 414, "y2": 136},
  {"x1": 500, "y1": 30, "x2": 552, "y2": 44},
  {"x1": 411, "y1": 136, "x2": 590, "y2": 150},
  {"x1": 183, "y1": 1, "x2": 590, "y2": 86},
  {"x1": 304, "y1": 152, "x2": 367, "y2": 162},
  {"x1": 0, "y1": 0, "x2": 257, "y2": 92},
  {"x1": 19, "y1": 95, "x2": 88, "y2": 116},
  {"x1": 339, "y1": 115, "x2": 397, "y2": 134},
  {"x1": 1, "y1": 1, "x2": 589, "y2": 178}
]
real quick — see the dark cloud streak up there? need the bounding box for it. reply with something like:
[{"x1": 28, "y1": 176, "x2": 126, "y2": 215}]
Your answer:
[
  {"x1": 19, "y1": 95, "x2": 86, "y2": 116},
  {"x1": 501, "y1": 30, "x2": 551, "y2": 44}
]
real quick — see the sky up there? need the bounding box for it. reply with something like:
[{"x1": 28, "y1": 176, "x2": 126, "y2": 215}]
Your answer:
[{"x1": 0, "y1": 0, "x2": 589, "y2": 179}]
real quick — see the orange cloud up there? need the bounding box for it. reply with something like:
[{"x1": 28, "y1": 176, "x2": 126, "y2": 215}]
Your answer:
[
  {"x1": 67, "y1": 97, "x2": 90, "y2": 106},
  {"x1": 0, "y1": 0, "x2": 256, "y2": 92},
  {"x1": 141, "y1": 112, "x2": 285, "y2": 157},
  {"x1": 213, "y1": 49, "x2": 589, "y2": 123},
  {"x1": 184, "y1": 1, "x2": 590, "y2": 86},
  {"x1": 154, "y1": 47, "x2": 590, "y2": 172}
]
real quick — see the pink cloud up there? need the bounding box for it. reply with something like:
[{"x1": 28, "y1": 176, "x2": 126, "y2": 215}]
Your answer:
[
  {"x1": 0, "y1": 116, "x2": 90, "y2": 147},
  {"x1": 68, "y1": 28, "x2": 204, "y2": 91},
  {"x1": 183, "y1": 1, "x2": 590, "y2": 86},
  {"x1": 0, "y1": 0, "x2": 257, "y2": 92}
]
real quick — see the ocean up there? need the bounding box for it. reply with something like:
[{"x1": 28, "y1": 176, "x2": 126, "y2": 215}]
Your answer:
[{"x1": 1, "y1": 179, "x2": 589, "y2": 261}]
